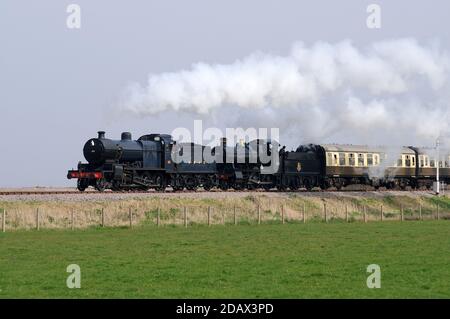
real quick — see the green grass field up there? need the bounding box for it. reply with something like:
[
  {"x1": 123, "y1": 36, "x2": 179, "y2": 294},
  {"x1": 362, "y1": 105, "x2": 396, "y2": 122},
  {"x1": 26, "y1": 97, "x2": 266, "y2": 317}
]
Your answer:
[{"x1": 1, "y1": 221, "x2": 450, "y2": 298}]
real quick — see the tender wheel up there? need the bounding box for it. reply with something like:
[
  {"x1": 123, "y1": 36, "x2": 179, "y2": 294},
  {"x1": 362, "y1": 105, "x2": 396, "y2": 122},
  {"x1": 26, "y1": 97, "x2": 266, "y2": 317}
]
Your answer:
[
  {"x1": 290, "y1": 178, "x2": 300, "y2": 191},
  {"x1": 219, "y1": 180, "x2": 229, "y2": 191},
  {"x1": 233, "y1": 183, "x2": 244, "y2": 191},
  {"x1": 303, "y1": 178, "x2": 312, "y2": 191}
]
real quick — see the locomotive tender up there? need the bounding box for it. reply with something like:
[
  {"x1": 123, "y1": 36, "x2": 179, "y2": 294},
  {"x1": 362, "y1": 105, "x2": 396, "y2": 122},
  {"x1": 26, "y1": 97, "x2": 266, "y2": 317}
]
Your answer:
[{"x1": 67, "y1": 131, "x2": 449, "y2": 191}]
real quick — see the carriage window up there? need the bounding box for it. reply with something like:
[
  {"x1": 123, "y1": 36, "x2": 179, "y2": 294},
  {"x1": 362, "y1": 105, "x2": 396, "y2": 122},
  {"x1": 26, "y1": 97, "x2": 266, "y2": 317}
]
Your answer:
[
  {"x1": 349, "y1": 153, "x2": 355, "y2": 166},
  {"x1": 424, "y1": 156, "x2": 429, "y2": 167},
  {"x1": 419, "y1": 155, "x2": 424, "y2": 167},
  {"x1": 333, "y1": 153, "x2": 338, "y2": 166},
  {"x1": 374, "y1": 154, "x2": 379, "y2": 166},
  {"x1": 405, "y1": 155, "x2": 411, "y2": 167},
  {"x1": 412, "y1": 156, "x2": 415, "y2": 167},
  {"x1": 367, "y1": 153, "x2": 373, "y2": 166},
  {"x1": 397, "y1": 158, "x2": 403, "y2": 167},
  {"x1": 430, "y1": 159, "x2": 435, "y2": 167},
  {"x1": 327, "y1": 154, "x2": 332, "y2": 165},
  {"x1": 339, "y1": 153, "x2": 346, "y2": 166},
  {"x1": 358, "y1": 153, "x2": 364, "y2": 166}
]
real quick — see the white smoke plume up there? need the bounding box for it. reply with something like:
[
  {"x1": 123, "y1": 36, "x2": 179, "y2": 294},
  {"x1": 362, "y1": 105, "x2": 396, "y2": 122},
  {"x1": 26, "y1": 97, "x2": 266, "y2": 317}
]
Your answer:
[{"x1": 119, "y1": 38, "x2": 450, "y2": 147}]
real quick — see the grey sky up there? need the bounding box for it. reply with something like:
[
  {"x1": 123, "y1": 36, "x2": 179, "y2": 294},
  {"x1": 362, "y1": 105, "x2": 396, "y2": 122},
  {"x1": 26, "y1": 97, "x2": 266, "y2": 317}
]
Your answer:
[{"x1": 0, "y1": 0, "x2": 449, "y2": 187}]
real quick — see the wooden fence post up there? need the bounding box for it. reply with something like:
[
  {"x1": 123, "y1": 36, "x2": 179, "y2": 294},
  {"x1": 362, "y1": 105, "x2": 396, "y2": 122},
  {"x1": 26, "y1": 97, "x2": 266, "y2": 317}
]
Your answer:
[
  {"x1": 129, "y1": 207, "x2": 132, "y2": 228},
  {"x1": 437, "y1": 203, "x2": 440, "y2": 220},
  {"x1": 257, "y1": 205, "x2": 261, "y2": 225},
  {"x1": 345, "y1": 205, "x2": 348, "y2": 223},
  {"x1": 303, "y1": 203, "x2": 306, "y2": 224},
  {"x1": 2, "y1": 209, "x2": 5, "y2": 232},
  {"x1": 208, "y1": 206, "x2": 211, "y2": 226},
  {"x1": 71, "y1": 210, "x2": 74, "y2": 230},
  {"x1": 36, "y1": 208, "x2": 40, "y2": 230},
  {"x1": 363, "y1": 206, "x2": 367, "y2": 223},
  {"x1": 401, "y1": 205, "x2": 404, "y2": 222},
  {"x1": 184, "y1": 207, "x2": 188, "y2": 227},
  {"x1": 233, "y1": 206, "x2": 237, "y2": 225},
  {"x1": 281, "y1": 205, "x2": 285, "y2": 224},
  {"x1": 324, "y1": 203, "x2": 327, "y2": 223},
  {"x1": 380, "y1": 205, "x2": 383, "y2": 222},
  {"x1": 157, "y1": 207, "x2": 160, "y2": 227},
  {"x1": 101, "y1": 208, "x2": 105, "y2": 227},
  {"x1": 419, "y1": 202, "x2": 422, "y2": 221}
]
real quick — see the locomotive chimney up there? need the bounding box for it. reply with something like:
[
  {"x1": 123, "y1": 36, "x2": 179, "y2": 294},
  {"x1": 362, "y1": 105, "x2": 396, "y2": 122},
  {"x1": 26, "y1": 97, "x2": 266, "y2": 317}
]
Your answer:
[
  {"x1": 121, "y1": 132, "x2": 132, "y2": 141},
  {"x1": 98, "y1": 131, "x2": 105, "y2": 139}
]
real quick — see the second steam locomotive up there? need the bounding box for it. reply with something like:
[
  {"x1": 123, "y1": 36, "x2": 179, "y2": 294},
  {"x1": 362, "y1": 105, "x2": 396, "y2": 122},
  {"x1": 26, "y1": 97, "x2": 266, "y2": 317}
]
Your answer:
[{"x1": 68, "y1": 131, "x2": 449, "y2": 192}]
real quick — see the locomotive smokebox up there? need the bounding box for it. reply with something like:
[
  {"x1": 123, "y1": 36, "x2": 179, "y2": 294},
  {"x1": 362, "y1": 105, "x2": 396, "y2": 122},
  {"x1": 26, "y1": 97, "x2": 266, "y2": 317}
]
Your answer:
[
  {"x1": 121, "y1": 132, "x2": 132, "y2": 141},
  {"x1": 98, "y1": 131, "x2": 105, "y2": 139}
]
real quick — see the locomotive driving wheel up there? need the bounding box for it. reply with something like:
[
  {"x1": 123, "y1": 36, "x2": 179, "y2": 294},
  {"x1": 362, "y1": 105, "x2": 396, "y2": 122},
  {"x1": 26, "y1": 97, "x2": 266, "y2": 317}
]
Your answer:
[
  {"x1": 203, "y1": 175, "x2": 217, "y2": 191},
  {"x1": 95, "y1": 178, "x2": 108, "y2": 192},
  {"x1": 203, "y1": 178, "x2": 212, "y2": 191},
  {"x1": 111, "y1": 181, "x2": 122, "y2": 192},
  {"x1": 185, "y1": 176, "x2": 198, "y2": 191},
  {"x1": 155, "y1": 174, "x2": 166, "y2": 192}
]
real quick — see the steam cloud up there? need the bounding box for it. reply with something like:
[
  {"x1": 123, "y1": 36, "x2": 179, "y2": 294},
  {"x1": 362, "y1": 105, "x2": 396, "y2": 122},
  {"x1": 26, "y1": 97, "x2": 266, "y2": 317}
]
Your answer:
[{"x1": 119, "y1": 38, "x2": 450, "y2": 146}]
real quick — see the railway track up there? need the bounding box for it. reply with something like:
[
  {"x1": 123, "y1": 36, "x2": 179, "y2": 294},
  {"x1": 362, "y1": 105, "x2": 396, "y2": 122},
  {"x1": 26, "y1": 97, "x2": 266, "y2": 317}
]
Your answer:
[
  {"x1": 0, "y1": 187, "x2": 438, "y2": 196},
  {"x1": 0, "y1": 191, "x2": 94, "y2": 195}
]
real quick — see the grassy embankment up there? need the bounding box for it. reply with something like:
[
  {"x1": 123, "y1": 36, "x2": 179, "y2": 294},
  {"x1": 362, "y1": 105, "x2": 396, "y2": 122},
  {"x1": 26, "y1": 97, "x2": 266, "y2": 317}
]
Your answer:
[{"x1": 1, "y1": 193, "x2": 449, "y2": 230}]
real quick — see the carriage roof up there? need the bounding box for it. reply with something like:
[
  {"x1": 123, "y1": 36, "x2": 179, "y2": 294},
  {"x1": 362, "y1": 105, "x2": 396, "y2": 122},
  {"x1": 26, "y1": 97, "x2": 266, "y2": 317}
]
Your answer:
[{"x1": 320, "y1": 144, "x2": 415, "y2": 154}]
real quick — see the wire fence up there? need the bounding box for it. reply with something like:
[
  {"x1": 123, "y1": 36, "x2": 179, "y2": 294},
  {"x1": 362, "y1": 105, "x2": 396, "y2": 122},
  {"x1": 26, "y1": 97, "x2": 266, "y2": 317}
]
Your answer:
[{"x1": 1, "y1": 201, "x2": 449, "y2": 232}]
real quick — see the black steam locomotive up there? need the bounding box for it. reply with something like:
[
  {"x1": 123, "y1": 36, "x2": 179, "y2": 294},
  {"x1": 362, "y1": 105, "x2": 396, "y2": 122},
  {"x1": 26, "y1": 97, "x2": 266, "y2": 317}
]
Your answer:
[{"x1": 68, "y1": 131, "x2": 449, "y2": 191}]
